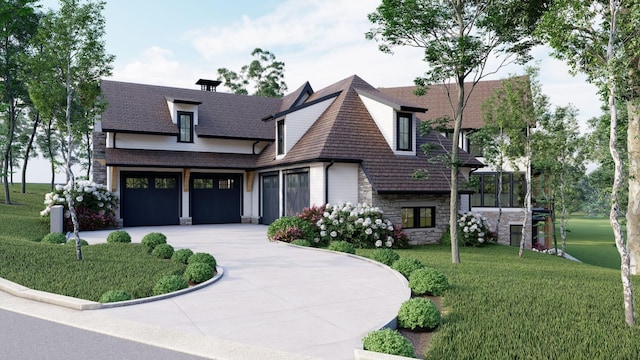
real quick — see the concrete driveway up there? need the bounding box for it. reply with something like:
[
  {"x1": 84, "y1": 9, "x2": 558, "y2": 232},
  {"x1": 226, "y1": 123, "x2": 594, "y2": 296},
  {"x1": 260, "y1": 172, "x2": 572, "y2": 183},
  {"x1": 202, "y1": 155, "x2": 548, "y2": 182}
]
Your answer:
[{"x1": 80, "y1": 224, "x2": 409, "y2": 360}]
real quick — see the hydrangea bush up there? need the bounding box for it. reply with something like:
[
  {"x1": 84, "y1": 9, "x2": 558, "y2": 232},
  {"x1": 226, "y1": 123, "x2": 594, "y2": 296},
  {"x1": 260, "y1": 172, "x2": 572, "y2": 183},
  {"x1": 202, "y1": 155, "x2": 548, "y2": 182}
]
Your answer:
[
  {"x1": 311, "y1": 202, "x2": 408, "y2": 248},
  {"x1": 41, "y1": 180, "x2": 118, "y2": 231},
  {"x1": 457, "y1": 211, "x2": 492, "y2": 246}
]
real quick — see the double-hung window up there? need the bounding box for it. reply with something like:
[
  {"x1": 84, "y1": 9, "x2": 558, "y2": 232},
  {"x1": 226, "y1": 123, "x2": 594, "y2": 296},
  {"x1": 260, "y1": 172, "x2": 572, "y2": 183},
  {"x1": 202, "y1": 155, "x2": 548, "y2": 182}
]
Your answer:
[
  {"x1": 178, "y1": 111, "x2": 194, "y2": 143},
  {"x1": 397, "y1": 113, "x2": 412, "y2": 151}
]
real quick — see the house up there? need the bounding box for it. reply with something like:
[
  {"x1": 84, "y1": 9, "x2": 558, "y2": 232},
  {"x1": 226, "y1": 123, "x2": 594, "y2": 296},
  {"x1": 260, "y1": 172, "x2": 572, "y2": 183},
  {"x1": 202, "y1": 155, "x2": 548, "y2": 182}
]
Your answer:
[
  {"x1": 92, "y1": 75, "x2": 482, "y2": 245},
  {"x1": 379, "y1": 78, "x2": 552, "y2": 249}
]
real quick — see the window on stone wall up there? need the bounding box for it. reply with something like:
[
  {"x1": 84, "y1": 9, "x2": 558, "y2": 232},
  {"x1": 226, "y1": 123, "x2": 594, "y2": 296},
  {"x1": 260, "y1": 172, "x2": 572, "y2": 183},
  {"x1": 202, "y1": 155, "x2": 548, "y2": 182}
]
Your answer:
[
  {"x1": 401, "y1": 207, "x2": 435, "y2": 228},
  {"x1": 510, "y1": 225, "x2": 523, "y2": 246}
]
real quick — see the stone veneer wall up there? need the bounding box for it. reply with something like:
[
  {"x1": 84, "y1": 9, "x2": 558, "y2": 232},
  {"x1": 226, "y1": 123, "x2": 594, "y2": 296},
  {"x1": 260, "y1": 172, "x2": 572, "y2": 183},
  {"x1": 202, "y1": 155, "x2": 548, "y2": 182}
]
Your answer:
[
  {"x1": 477, "y1": 209, "x2": 532, "y2": 248},
  {"x1": 92, "y1": 131, "x2": 107, "y2": 185},
  {"x1": 358, "y1": 168, "x2": 449, "y2": 245}
]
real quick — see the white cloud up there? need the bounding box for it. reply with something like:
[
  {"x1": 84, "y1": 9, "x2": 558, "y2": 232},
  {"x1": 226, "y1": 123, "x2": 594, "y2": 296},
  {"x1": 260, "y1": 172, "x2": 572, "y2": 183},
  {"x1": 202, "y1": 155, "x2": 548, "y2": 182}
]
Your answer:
[{"x1": 111, "y1": 46, "x2": 200, "y2": 88}]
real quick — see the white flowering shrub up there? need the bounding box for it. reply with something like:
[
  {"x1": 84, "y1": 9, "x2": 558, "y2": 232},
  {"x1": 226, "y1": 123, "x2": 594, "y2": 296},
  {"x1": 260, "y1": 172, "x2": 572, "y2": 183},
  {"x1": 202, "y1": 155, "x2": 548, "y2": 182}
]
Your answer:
[
  {"x1": 457, "y1": 211, "x2": 492, "y2": 246},
  {"x1": 41, "y1": 180, "x2": 118, "y2": 231},
  {"x1": 313, "y1": 202, "x2": 408, "y2": 248}
]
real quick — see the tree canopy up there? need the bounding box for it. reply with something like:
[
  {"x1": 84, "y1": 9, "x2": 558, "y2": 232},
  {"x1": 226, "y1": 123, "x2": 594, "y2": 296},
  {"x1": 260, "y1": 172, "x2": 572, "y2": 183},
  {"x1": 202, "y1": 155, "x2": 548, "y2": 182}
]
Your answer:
[{"x1": 217, "y1": 48, "x2": 287, "y2": 98}]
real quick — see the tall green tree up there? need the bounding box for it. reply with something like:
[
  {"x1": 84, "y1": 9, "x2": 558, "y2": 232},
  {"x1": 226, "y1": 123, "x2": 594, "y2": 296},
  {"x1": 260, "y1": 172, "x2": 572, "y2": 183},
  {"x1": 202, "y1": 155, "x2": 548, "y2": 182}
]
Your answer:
[
  {"x1": 217, "y1": 48, "x2": 287, "y2": 98},
  {"x1": 366, "y1": 0, "x2": 549, "y2": 263},
  {"x1": 0, "y1": 0, "x2": 39, "y2": 204},
  {"x1": 538, "y1": 0, "x2": 638, "y2": 327},
  {"x1": 30, "y1": 0, "x2": 113, "y2": 260}
]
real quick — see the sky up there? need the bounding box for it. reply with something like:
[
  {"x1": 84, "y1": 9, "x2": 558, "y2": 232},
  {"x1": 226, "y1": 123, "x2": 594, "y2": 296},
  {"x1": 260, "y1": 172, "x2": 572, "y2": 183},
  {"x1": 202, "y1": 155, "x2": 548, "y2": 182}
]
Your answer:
[{"x1": 24, "y1": 0, "x2": 602, "y2": 183}]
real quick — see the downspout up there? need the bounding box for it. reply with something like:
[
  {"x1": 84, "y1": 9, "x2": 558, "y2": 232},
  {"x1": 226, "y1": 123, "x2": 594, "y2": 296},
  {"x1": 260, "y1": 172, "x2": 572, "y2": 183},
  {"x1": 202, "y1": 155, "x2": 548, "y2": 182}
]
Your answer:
[
  {"x1": 252, "y1": 140, "x2": 260, "y2": 155},
  {"x1": 113, "y1": 132, "x2": 117, "y2": 149},
  {"x1": 324, "y1": 161, "x2": 334, "y2": 204}
]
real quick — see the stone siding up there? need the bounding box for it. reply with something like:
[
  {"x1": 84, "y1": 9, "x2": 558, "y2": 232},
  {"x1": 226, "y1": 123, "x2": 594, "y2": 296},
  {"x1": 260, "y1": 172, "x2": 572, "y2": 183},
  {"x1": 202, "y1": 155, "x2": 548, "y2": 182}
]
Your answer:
[
  {"x1": 92, "y1": 131, "x2": 107, "y2": 185},
  {"x1": 357, "y1": 167, "x2": 373, "y2": 205},
  {"x1": 478, "y1": 209, "x2": 532, "y2": 248}
]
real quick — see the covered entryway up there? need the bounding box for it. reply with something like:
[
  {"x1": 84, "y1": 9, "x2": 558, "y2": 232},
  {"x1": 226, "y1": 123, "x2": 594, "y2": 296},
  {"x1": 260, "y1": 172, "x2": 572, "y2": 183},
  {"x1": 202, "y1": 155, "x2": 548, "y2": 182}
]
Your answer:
[
  {"x1": 190, "y1": 173, "x2": 242, "y2": 224},
  {"x1": 121, "y1": 172, "x2": 181, "y2": 227},
  {"x1": 261, "y1": 173, "x2": 279, "y2": 225}
]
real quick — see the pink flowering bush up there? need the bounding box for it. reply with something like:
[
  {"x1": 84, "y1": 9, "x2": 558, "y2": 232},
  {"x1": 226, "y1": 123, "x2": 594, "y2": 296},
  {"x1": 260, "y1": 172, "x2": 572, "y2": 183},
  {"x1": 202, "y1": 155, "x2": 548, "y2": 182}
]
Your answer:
[{"x1": 41, "y1": 180, "x2": 118, "y2": 231}]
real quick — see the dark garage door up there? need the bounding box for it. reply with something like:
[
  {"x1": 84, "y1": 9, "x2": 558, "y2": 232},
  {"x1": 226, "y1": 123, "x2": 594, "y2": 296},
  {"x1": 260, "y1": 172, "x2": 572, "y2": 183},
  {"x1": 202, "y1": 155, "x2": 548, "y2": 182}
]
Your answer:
[
  {"x1": 121, "y1": 172, "x2": 181, "y2": 227},
  {"x1": 261, "y1": 173, "x2": 279, "y2": 225},
  {"x1": 190, "y1": 173, "x2": 242, "y2": 224},
  {"x1": 285, "y1": 170, "x2": 309, "y2": 216}
]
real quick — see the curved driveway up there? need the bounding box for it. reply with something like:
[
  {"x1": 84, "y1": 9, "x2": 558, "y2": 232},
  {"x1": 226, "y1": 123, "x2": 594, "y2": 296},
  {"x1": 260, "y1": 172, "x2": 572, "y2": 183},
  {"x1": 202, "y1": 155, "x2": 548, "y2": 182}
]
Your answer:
[{"x1": 76, "y1": 224, "x2": 410, "y2": 359}]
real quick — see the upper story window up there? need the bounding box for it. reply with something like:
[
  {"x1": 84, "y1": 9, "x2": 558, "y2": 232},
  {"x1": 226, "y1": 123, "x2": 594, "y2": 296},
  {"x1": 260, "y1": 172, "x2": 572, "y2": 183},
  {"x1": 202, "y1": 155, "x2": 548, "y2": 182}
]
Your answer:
[
  {"x1": 277, "y1": 119, "x2": 285, "y2": 155},
  {"x1": 471, "y1": 173, "x2": 525, "y2": 208},
  {"x1": 397, "y1": 113, "x2": 412, "y2": 151},
  {"x1": 178, "y1": 111, "x2": 193, "y2": 143}
]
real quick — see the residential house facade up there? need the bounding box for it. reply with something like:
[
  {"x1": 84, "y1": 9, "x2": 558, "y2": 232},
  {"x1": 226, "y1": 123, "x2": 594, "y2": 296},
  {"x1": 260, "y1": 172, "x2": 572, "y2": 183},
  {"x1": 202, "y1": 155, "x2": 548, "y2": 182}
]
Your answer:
[{"x1": 92, "y1": 75, "x2": 482, "y2": 245}]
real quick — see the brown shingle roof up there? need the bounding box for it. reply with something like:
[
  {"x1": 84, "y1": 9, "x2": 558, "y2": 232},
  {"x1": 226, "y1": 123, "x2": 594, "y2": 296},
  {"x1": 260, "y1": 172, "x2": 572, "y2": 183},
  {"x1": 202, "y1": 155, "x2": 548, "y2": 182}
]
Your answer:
[
  {"x1": 106, "y1": 148, "x2": 258, "y2": 169},
  {"x1": 257, "y1": 75, "x2": 482, "y2": 193},
  {"x1": 101, "y1": 80, "x2": 281, "y2": 140},
  {"x1": 378, "y1": 77, "x2": 524, "y2": 130}
]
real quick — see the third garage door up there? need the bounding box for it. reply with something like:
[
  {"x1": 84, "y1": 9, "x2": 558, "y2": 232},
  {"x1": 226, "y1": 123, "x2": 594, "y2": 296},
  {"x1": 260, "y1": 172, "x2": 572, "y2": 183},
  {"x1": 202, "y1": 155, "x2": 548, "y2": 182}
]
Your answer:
[{"x1": 190, "y1": 173, "x2": 242, "y2": 224}]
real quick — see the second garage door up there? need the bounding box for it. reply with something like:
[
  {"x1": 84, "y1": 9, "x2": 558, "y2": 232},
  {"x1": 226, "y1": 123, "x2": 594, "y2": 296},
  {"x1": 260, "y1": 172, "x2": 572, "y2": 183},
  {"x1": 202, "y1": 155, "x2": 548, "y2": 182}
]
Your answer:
[
  {"x1": 121, "y1": 172, "x2": 181, "y2": 227},
  {"x1": 190, "y1": 173, "x2": 242, "y2": 224}
]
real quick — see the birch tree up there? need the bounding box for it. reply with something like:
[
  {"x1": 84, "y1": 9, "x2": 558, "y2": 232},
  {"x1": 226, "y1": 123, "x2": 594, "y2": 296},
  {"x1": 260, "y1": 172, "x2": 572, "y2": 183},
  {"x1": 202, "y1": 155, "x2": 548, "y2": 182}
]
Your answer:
[
  {"x1": 538, "y1": 0, "x2": 638, "y2": 327},
  {"x1": 30, "y1": 0, "x2": 113, "y2": 260},
  {"x1": 366, "y1": 0, "x2": 549, "y2": 263}
]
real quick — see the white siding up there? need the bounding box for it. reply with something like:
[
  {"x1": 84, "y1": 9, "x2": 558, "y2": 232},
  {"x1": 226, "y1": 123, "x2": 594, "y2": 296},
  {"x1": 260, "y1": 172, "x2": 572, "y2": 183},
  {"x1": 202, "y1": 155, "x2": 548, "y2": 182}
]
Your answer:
[
  {"x1": 166, "y1": 101, "x2": 199, "y2": 125},
  {"x1": 111, "y1": 133, "x2": 267, "y2": 154},
  {"x1": 283, "y1": 97, "x2": 336, "y2": 154},
  {"x1": 327, "y1": 163, "x2": 358, "y2": 205},
  {"x1": 358, "y1": 94, "x2": 416, "y2": 155},
  {"x1": 309, "y1": 164, "x2": 325, "y2": 206}
]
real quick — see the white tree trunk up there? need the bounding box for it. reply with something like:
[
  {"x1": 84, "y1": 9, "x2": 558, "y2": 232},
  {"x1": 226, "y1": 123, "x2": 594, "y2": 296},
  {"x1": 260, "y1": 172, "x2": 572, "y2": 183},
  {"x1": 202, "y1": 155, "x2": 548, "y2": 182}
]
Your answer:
[
  {"x1": 519, "y1": 126, "x2": 532, "y2": 257},
  {"x1": 627, "y1": 99, "x2": 640, "y2": 275}
]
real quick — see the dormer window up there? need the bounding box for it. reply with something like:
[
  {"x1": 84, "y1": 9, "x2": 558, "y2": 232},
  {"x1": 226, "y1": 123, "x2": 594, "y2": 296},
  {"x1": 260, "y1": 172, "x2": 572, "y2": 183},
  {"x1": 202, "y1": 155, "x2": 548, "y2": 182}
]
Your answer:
[
  {"x1": 277, "y1": 119, "x2": 285, "y2": 155},
  {"x1": 178, "y1": 111, "x2": 194, "y2": 143},
  {"x1": 397, "y1": 112, "x2": 412, "y2": 151}
]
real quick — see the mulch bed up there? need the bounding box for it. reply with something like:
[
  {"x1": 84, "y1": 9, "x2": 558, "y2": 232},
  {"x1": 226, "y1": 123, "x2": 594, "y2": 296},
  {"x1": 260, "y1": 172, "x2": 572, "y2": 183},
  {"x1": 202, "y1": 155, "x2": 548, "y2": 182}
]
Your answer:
[{"x1": 398, "y1": 295, "x2": 443, "y2": 358}]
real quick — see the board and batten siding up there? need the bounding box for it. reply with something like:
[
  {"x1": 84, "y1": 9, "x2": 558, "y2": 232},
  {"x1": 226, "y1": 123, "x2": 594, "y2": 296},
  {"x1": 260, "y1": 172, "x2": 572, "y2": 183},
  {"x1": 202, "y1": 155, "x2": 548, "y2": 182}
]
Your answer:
[
  {"x1": 282, "y1": 97, "x2": 336, "y2": 154},
  {"x1": 108, "y1": 133, "x2": 268, "y2": 154}
]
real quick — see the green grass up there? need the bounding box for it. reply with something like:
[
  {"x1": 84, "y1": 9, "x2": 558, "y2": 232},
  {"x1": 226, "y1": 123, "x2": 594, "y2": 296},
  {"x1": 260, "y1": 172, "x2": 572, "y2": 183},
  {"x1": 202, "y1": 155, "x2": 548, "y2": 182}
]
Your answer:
[
  {"x1": 0, "y1": 183, "x2": 186, "y2": 301},
  {"x1": 560, "y1": 215, "x2": 621, "y2": 269},
  {"x1": 358, "y1": 245, "x2": 640, "y2": 359}
]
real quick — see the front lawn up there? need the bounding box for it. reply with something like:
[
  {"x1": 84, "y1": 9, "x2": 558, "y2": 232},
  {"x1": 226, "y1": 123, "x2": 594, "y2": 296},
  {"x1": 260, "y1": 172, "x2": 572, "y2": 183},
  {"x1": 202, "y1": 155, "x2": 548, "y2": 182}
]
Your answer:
[{"x1": 358, "y1": 244, "x2": 640, "y2": 359}]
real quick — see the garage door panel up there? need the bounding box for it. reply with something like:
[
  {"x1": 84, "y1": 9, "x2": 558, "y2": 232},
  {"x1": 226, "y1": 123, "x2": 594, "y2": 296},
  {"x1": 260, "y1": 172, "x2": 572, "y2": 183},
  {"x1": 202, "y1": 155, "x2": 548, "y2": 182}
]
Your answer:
[
  {"x1": 190, "y1": 174, "x2": 242, "y2": 224},
  {"x1": 121, "y1": 173, "x2": 180, "y2": 227}
]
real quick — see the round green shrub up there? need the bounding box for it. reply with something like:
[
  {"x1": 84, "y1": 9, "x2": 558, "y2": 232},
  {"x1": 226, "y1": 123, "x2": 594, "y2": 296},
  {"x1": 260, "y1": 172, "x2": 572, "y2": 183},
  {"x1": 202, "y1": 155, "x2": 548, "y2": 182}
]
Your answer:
[
  {"x1": 141, "y1": 232, "x2": 167, "y2": 250},
  {"x1": 408, "y1": 267, "x2": 450, "y2": 296},
  {"x1": 188, "y1": 252, "x2": 217, "y2": 269},
  {"x1": 152, "y1": 243, "x2": 174, "y2": 259},
  {"x1": 99, "y1": 289, "x2": 132, "y2": 303},
  {"x1": 371, "y1": 248, "x2": 400, "y2": 266},
  {"x1": 183, "y1": 262, "x2": 214, "y2": 284},
  {"x1": 362, "y1": 328, "x2": 414, "y2": 358},
  {"x1": 391, "y1": 257, "x2": 425, "y2": 279},
  {"x1": 153, "y1": 275, "x2": 188, "y2": 295},
  {"x1": 66, "y1": 238, "x2": 89, "y2": 246},
  {"x1": 328, "y1": 240, "x2": 356, "y2": 254},
  {"x1": 171, "y1": 248, "x2": 194, "y2": 264},
  {"x1": 267, "y1": 216, "x2": 319, "y2": 243},
  {"x1": 106, "y1": 230, "x2": 131, "y2": 243},
  {"x1": 41, "y1": 232, "x2": 67, "y2": 244},
  {"x1": 291, "y1": 239, "x2": 312, "y2": 247},
  {"x1": 397, "y1": 297, "x2": 441, "y2": 331}
]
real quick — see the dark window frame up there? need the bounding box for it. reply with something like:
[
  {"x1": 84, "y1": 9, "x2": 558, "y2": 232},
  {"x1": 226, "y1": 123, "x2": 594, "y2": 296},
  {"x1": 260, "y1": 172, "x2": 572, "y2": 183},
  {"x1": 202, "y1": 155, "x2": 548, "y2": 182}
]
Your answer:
[
  {"x1": 401, "y1": 206, "x2": 436, "y2": 229},
  {"x1": 396, "y1": 112, "x2": 412, "y2": 151},
  {"x1": 471, "y1": 172, "x2": 525, "y2": 208},
  {"x1": 276, "y1": 119, "x2": 285, "y2": 155},
  {"x1": 177, "y1": 111, "x2": 194, "y2": 143},
  {"x1": 510, "y1": 225, "x2": 523, "y2": 246}
]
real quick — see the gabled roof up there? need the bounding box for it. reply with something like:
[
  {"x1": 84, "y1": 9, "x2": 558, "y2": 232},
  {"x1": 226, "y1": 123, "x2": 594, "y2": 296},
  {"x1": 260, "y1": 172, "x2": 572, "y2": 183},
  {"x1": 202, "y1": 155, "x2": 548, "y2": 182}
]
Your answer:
[
  {"x1": 378, "y1": 78, "x2": 521, "y2": 130},
  {"x1": 256, "y1": 75, "x2": 482, "y2": 193},
  {"x1": 100, "y1": 80, "x2": 281, "y2": 140}
]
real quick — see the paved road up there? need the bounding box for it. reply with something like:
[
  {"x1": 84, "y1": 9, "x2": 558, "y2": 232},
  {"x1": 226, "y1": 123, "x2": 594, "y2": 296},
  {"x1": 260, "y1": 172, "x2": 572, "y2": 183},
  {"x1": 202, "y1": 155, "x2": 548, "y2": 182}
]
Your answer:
[{"x1": 0, "y1": 308, "x2": 209, "y2": 360}]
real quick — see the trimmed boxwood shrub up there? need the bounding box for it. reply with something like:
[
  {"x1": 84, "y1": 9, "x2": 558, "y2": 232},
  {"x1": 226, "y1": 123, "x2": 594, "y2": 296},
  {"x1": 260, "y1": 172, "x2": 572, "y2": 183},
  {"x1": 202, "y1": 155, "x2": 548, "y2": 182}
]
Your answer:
[
  {"x1": 267, "y1": 216, "x2": 319, "y2": 244},
  {"x1": 152, "y1": 243, "x2": 174, "y2": 259},
  {"x1": 66, "y1": 238, "x2": 89, "y2": 246},
  {"x1": 188, "y1": 252, "x2": 217, "y2": 269},
  {"x1": 153, "y1": 275, "x2": 188, "y2": 295},
  {"x1": 141, "y1": 232, "x2": 167, "y2": 251},
  {"x1": 291, "y1": 239, "x2": 312, "y2": 247},
  {"x1": 391, "y1": 257, "x2": 425, "y2": 279},
  {"x1": 99, "y1": 289, "x2": 132, "y2": 303},
  {"x1": 328, "y1": 240, "x2": 356, "y2": 254},
  {"x1": 171, "y1": 248, "x2": 194, "y2": 264},
  {"x1": 408, "y1": 267, "x2": 450, "y2": 296},
  {"x1": 371, "y1": 248, "x2": 400, "y2": 266},
  {"x1": 106, "y1": 230, "x2": 131, "y2": 243},
  {"x1": 41, "y1": 232, "x2": 67, "y2": 244},
  {"x1": 397, "y1": 297, "x2": 441, "y2": 331},
  {"x1": 362, "y1": 328, "x2": 414, "y2": 358},
  {"x1": 183, "y1": 262, "x2": 214, "y2": 284}
]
